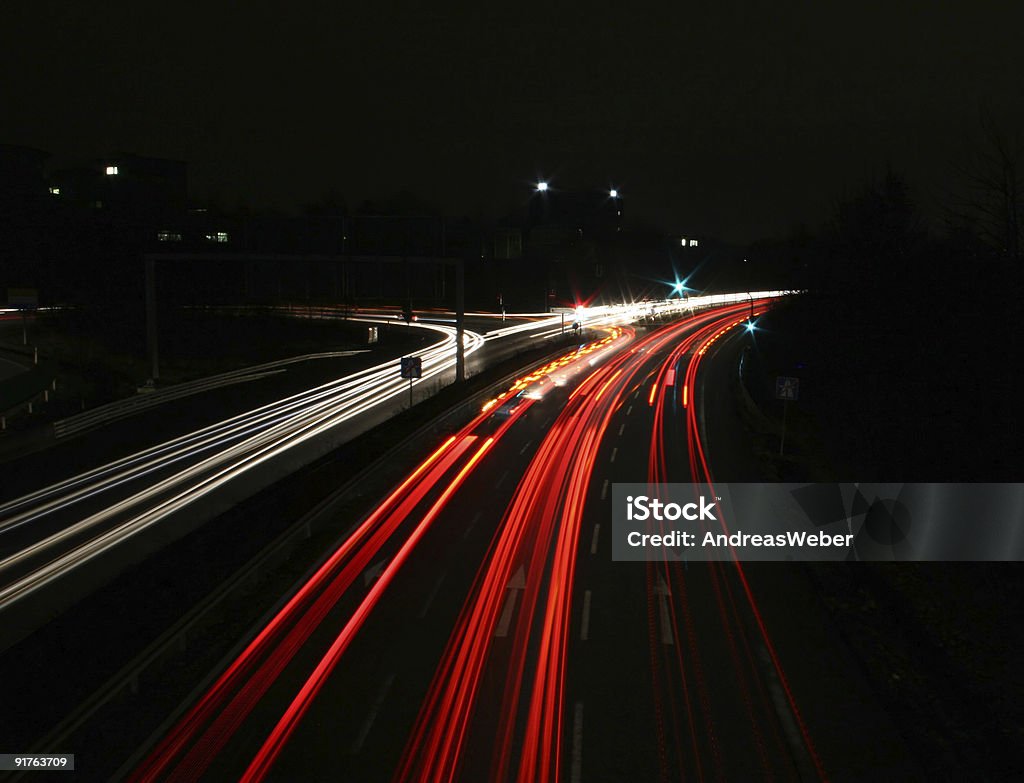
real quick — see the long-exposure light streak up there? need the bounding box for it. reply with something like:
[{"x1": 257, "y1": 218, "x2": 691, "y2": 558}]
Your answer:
[{"x1": 119, "y1": 294, "x2": 795, "y2": 781}]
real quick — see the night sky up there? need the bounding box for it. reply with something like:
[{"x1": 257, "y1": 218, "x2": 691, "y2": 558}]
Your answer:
[{"x1": 3, "y1": 2, "x2": 1023, "y2": 242}]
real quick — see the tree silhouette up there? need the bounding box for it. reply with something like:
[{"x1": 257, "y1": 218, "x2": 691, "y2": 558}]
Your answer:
[{"x1": 948, "y1": 111, "x2": 1022, "y2": 263}]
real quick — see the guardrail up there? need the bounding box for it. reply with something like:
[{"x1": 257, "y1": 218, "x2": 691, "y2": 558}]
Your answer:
[
  {"x1": 25, "y1": 336, "x2": 578, "y2": 779},
  {"x1": 51, "y1": 351, "x2": 367, "y2": 440}
]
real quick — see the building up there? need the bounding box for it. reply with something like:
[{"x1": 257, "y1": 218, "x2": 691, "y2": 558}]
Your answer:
[{"x1": 50, "y1": 153, "x2": 187, "y2": 219}]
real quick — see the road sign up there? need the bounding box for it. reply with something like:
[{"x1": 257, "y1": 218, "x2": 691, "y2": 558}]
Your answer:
[
  {"x1": 776, "y1": 376, "x2": 799, "y2": 401},
  {"x1": 400, "y1": 357, "x2": 422, "y2": 379}
]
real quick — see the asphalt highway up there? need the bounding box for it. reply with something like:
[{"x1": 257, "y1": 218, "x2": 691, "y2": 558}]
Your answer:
[{"x1": 120, "y1": 298, "x2": 920, "y2": 782}]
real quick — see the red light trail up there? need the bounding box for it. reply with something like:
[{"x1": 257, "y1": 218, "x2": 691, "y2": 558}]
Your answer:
[{"x1": 129, "y1": 295, "x2": 827, "y2": 782}]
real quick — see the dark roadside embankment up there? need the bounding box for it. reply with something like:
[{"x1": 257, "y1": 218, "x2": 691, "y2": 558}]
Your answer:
[
  {"x1": 736, "y1": 291, "x2": 1024, "y2": 780},
  {"x1": 0, "y1": 306, "x2": 425, "y2": 432}
]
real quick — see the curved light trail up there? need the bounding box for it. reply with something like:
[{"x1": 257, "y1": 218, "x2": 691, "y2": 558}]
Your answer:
[
  {"x1": 0, "y1": 319, "x2": 484, "y2": 610},
  {"x1": 9, "y1": 292, "x2": 814, "y2": 780}
]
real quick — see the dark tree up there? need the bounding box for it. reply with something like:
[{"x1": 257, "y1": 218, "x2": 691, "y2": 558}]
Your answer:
[{"x1": 949, "y1": 111, "x2": 1023, "y2": 263}]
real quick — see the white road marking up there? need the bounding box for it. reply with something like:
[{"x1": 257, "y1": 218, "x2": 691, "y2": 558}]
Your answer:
[
  {"x1": 656, "y1": 575, "x2": 674, "y2": 646},
  {"x1": 610, "y1": 447, "x2": 617, "y2": 463},
  {"x1": 618, "y1": 423, "x2": 625, "y2": 436},
  {"x1": 495, "y1": 469, "x2": 510, "y2": 489},
  {"x1": 570, "y1": 701, "x2": 584, "y2": 783},
  {"x1": 580, "y1": 590, "x2": 592, "y2": 640},
  {"x1": 626, "y1": 405, "x2": 632, "y2": 415},
  {"x1": 464, "y1": 509, "x2": 483, "y2": 539},
  {"x1": 351, "y1": 673, "x2": 395, "y2": 753},
  {"x1": 418, "y1": 572, "x2": 446, "y2": 619},
  {"x1": 600, "y1": 480, "x2": 609, "y2": 500},
  {"x1": 519, "y1": 440, "x2": 533, "y2": 455},
  {"x1": 590, "y1": 524, "x2": 601, "y2": 555}
]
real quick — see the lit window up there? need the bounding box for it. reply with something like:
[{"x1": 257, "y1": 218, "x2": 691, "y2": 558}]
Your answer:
[
  {"x1": 205, "y1": 232, "x2": 229, "y2": 243},
  {"x1": 157, "y1": 231, "x2": 182, "y2": 242},
  {"x1": 49, "y1": 187, "x2": 60, "y2": 195},
  {"x1": 689, "y1": 239, "x2": 698, "y2": 247},
  {"x1": 105, "y1": 165, "x2": 119, "y2": 176},
  {"x1": 681, "y1": 237, "x2": 687, "y2": 246}
]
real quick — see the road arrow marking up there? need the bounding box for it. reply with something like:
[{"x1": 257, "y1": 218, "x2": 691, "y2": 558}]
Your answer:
[
  {"x1": 495, "y1": 565, "x2": 526, "y2": 637},
  {"x1": 363, "y1": 559, "x2": 386, "y2": 587}
]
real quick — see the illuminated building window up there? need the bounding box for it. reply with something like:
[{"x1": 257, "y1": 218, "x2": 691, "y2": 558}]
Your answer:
[
  {"x1": 157, "y1": 230, "x2": 182, "y2": 242},
  {"x1": 681, "y1": 237, "x2": 687, "y2": 246},
  {"x1": 205, "y1": 231, "x2": 229, "y2": 243},
  {"x1": 689, "y1": 239, "x2": 698, "y2": 247},
  {"x1": 105, "y1": 165, "x2": 119, "y2": 176},
  {"x1": 49, "y1": 187, "x2": 60, "y2": 195}
]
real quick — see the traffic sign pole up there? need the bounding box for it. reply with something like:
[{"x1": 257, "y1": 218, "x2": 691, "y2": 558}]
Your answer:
[
  {"x1": 775, "y1": 375, "x2": 799, "y2": 457},
  {"x1": 400, "y1": 356, "x2": 423, "y2": 408},
  {"x1": 779, "y1": 399, "x2": 788, "y2": 457}
]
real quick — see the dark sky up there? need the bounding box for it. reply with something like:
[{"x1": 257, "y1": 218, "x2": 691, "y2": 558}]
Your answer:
[{"x1": 3, "y1": 2, "x2": 1023, "y2": 242}]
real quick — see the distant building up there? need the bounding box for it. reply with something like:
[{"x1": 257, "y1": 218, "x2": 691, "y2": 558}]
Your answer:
[
  {"x1": 493, "y1": 227, "x2": 522, "y2": 259},
  {"x1": 50, "y1": 153, "x2": 187, "y2": 219},
  {"x1": 0, "y1": 144, "x2": 49, "y2": 203}
]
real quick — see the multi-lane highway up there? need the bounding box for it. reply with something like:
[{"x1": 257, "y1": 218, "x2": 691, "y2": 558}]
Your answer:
[
  {"x1": 0, "y1": 297, "x2": 755, "y2": 646},
  {"x1": 109, "y1": 296, "x2": 920, "y2": 782},
  {"x1": 7, "y1": 293, "x2": 915, "y2": 782}
]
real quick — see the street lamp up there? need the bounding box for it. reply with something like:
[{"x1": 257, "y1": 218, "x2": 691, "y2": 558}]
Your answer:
[
  {"x1": 609, "y1": 188, "x2": 618, "y2": 198},
  {"x1": 536, "y1": 181, "x2": 549, "y2": 192}
]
